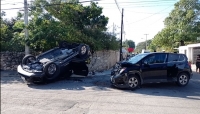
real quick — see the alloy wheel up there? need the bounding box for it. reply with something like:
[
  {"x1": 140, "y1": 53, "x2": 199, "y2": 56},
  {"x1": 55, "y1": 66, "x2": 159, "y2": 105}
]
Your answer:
[
  {"x1": 128, "y1": 77, "x2": 138, "y2": 88},
  {"x1": 179, "y1": 74, "x2": 188, "y2": 85},
  {"x1": 47, "y1": 64, "x2": 57, "y2": 75},
  {"x1": 81, "y1": 46, "x2": 87, "y2": 54}
]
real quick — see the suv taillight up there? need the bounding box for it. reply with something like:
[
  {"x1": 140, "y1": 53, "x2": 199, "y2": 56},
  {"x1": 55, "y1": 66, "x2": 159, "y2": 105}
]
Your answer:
[{"x1": 188, "y1": 61, "x2": 191, "y2": 68}]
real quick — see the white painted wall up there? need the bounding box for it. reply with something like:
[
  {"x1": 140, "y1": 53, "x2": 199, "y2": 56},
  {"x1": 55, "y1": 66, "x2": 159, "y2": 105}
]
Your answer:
[{"x1": 179, "y1": 43, "x2": 200, "y2": 63}]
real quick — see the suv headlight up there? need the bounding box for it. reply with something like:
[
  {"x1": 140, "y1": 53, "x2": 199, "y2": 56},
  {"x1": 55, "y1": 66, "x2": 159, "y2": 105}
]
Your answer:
[{"x1": 119, "y1": 67, "x2": 126, "y2": 74}]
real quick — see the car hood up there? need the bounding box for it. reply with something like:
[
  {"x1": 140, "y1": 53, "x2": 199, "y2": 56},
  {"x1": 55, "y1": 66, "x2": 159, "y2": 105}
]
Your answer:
[{"x1": 120, "y1": 62, "x2": 138, "y2": 67}]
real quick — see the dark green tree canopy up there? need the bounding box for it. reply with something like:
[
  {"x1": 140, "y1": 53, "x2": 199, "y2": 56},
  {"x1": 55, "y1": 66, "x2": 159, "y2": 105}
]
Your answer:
[
  {"x1": 123, "y1": 40, "x2": 135, "y2": 48},
  {"x1": 1, "y1": 0, "x2": 119, "y2": 52},
  {"x1": 150, "y1": 0, "x2": 200, "y2": 52}
]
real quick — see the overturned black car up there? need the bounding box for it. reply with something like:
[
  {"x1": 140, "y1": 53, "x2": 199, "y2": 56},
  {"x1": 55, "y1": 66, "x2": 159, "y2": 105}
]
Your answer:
[{"x1": 17, "y1": 41, "x2": 91, "y2": 83}]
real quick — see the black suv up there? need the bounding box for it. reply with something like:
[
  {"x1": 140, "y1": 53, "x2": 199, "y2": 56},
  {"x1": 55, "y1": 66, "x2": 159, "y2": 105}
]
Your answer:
[{"x1": 111, "y1": 52, "x2": 193, "y2": 90}]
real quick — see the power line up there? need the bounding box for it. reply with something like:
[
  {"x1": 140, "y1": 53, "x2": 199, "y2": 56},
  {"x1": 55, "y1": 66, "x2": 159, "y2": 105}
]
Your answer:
[
  {"x1": 2, "y1": 7, "x2": 24, "y2": 10},
  {"x1": 114, "y1": 0, "x2": 121, "y2": 14},
  {"x1": 125, "y1": 10, "x2": 170, "y2": 14},
  {"x1": 1, "y1": 0, "x2": 101, "y2": 11},
  {"x1": 96, "y1": 0, "x2": 177, "y2": 4},
  {"x1": 127, "y1": 5, "x2": 173, "y2": 25}
]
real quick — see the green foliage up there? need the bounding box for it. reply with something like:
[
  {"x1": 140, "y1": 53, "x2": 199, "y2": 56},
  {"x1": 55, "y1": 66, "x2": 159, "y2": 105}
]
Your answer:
[
  {"x1": 135, "y1": 42, "x2": 145, "y2": 53},
  {"x1": 151, "y1": 0, "x2": 200, "y2": 51},
  {"x1": 1, "y1": 18, "x2": 22, "y2": 51},
  {"x1": 27, "y1": 0, "x2": 119, "y2": 51},
  {"x1": 1, "y1": 0, "x2": 119, "y2": 52},
  {"x1": 135, "y1": 40, "x2": 151, "y2": 53},
  {"x1": 123, "y1": 40, "x2": 135, "y2": 48}
]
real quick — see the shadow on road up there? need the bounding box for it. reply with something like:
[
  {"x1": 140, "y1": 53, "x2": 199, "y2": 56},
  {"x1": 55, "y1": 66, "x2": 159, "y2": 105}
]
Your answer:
[
  {"x1": 1, "y1": 70, "x2": 200, "y2": 100},
  {"x1": 0, "y1": 70, "x2": 23, "y2": 84},
  {"x1": 123, "y1": 72, "x2": 200, "y2": 100},
  {"x1": 26, "y1": 76, "x2": 112, "y2": 91}
]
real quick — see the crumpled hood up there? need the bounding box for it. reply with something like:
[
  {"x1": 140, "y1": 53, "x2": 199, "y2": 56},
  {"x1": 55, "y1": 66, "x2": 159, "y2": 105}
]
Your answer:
[{"x1": 120, "y1": 62, "x2": 135, "y2": 67}]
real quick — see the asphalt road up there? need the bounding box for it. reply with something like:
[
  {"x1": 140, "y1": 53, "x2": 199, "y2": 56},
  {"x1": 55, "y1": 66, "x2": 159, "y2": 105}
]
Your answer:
[{"x1": 1, "y1": 70, "x2": 200, "y2": 114}]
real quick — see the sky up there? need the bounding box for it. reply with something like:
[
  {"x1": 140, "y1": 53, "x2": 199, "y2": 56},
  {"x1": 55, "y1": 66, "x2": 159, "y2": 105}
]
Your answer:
[{"x1": 1, "y1": 0, "x2": 179, "y2": 45}]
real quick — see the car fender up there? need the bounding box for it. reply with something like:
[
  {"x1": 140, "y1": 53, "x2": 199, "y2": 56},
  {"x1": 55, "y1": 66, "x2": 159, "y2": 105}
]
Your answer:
[{"x1": 128, "y1": 70, "x2": 143, "y2": 84}]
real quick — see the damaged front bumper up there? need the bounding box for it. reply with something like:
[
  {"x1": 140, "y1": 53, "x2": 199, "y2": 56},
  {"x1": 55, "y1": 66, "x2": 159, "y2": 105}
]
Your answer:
[{"x1": 110, "y1": 73, "x2": 129, "y2": 89}]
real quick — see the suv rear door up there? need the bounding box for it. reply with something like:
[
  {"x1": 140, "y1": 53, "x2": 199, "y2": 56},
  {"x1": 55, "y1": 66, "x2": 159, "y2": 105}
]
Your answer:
[{"x1": 167, "y1": 53, "x2": 188, "y2": 80}]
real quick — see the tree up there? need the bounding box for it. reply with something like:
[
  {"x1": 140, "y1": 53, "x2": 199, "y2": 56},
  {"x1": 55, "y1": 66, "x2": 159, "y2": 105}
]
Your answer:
[
  {"x1": 25, "y1": 0, "x2": 119, "y2": 51},
  {"x1": 0, "y1": 12, "x2": 24, "y2": 51},
  {"x1": 151, "y1": 0, "x2": 200, "y2": 50},
  {"x1": 1, "y1": 0, "x2": 120, "y2": 52},
  {"x1": 123, "y1": 40, "x2": 135, "y2": 53},
  {"x1": 135, "y1": 40, "x2": 151, "y2": 53}
]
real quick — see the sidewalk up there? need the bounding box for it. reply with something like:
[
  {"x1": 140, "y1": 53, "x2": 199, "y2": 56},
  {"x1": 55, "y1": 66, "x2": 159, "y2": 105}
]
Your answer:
[
  {"x1": 0, "y1": 70, "x2": 19, "y2": 77},
  {"x1": 191, "y1": 64, "x2": 197, "y2": 72}
]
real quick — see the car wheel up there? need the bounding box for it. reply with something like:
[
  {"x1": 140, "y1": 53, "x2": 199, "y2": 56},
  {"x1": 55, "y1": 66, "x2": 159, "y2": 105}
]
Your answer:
[
  {"x1": 43, "y1": 62, "x2": 60, "y2": 82},
  {"x1": 78, "y1": 44, "x2": 88, "y2": 58},
  {"x1": 177, "y1": 73, "x2": 189, "y2": 86},
  {"x1": 127, "y1": 75, "x2": 140, "y2": 90},
  {"x1": 22, "y1": 54, "x2": 36, "y2": 65}
]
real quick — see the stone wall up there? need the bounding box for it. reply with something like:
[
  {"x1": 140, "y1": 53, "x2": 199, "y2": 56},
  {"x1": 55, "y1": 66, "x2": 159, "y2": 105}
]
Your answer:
[
  {"x1": 0, "y1": 52, "x2": 25, "y2": 70},
  {"x1": 88, "y1": 50, "x2": 120, "y2": 72},
  {"x1": 0, "y1": 50, "x2": 119, "y2": 71}
]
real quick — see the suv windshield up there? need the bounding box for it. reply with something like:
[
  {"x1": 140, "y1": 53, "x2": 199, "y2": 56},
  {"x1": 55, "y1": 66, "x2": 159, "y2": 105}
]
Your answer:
[{"x1": 128, "y1": 53, "x2": 149, "y2": 64}]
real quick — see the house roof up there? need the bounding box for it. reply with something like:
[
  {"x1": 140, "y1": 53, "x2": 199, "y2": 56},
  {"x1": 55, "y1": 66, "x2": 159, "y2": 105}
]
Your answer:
[{"x1": 187, "y1": 43, "x2": 200, "y2": 47}]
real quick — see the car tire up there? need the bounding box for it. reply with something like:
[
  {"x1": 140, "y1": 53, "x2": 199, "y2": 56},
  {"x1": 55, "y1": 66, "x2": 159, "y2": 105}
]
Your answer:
[
  {"x1": 22, "y1": 54, "x2": 36, "y2": 65},
  {"x1": 126, "y1": 75, "x2": 141, "y2": 90},
  {"x1": 176, "y1": 73, "x2": 189, "y2": 86},
  {"x1": 43, "y1": 62, "x2": 60, "y2": 82},
  {"x1": 78, "y1": 44, "x2": 88, "y2": 58}
]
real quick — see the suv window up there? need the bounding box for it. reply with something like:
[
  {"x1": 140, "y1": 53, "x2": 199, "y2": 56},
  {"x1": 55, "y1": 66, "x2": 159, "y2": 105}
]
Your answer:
[
  {"x1": 154, "y1": 53, "x2": 167, "y2": 63},
  {"x1": 168, "y1": 54, "x2": 179, "y2": 62},
  {"x1": 143, "y1": 53, "x2": 167, "y2": 64},
  {"x1": 143, "y1": 55, "x2": 155, "y2": 64},
  {"x1": 178, "y1": 54, "x2": 186, "y2": 61}
]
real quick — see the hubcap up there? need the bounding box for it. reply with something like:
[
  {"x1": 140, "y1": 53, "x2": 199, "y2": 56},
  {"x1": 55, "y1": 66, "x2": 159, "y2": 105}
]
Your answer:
[
  {"x1": 48, "y1": 64, "x2": 57, "y2": 75},
  {"x1": 128, "y1": 77, "x2": 138, "y2": 88},
  {"x1": 81, "y1": 46, "x2": 87, "y2": 54},
  {"x1": 179, "y1": 75, "x2": 188, "y2": 85}
]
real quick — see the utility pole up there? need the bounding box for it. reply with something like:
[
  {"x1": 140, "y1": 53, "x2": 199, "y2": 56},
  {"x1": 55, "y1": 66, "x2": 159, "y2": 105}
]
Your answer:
[
  {"x1": 120, "y1": 8, "x2": 124, "y2": 61},
  {"x1": 24, "y1": 0, "x2": 30, "y2": 55},
  {"x1": 144, "y1": 34, "x2": 148, "y2": 50},
  {"x1": 113, "y1": 23, "x2": 115, "y2": 36}
]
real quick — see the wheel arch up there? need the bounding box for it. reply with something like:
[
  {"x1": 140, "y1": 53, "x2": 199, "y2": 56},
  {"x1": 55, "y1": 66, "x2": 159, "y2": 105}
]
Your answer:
[
  {"x1": 177, "y1": 71, "x2": 191, "y2": 79},
  {"x1": 128, "y1": 70, "x2": 143, "y2": 84}
]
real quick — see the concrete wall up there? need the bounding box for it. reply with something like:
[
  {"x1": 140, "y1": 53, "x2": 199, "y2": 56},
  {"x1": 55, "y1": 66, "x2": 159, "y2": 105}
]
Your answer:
[
  {"x1": 179, "y1": 44, "x2": 200, "y2": 64},
  {"x1": 0, "y1": 50, "x2": 120, "y2": 71}
]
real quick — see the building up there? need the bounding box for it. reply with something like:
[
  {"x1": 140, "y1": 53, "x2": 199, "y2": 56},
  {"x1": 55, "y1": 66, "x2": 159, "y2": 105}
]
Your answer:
[{"x1": 179, "y1": 43, "x2": 200, "y2": 63}]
